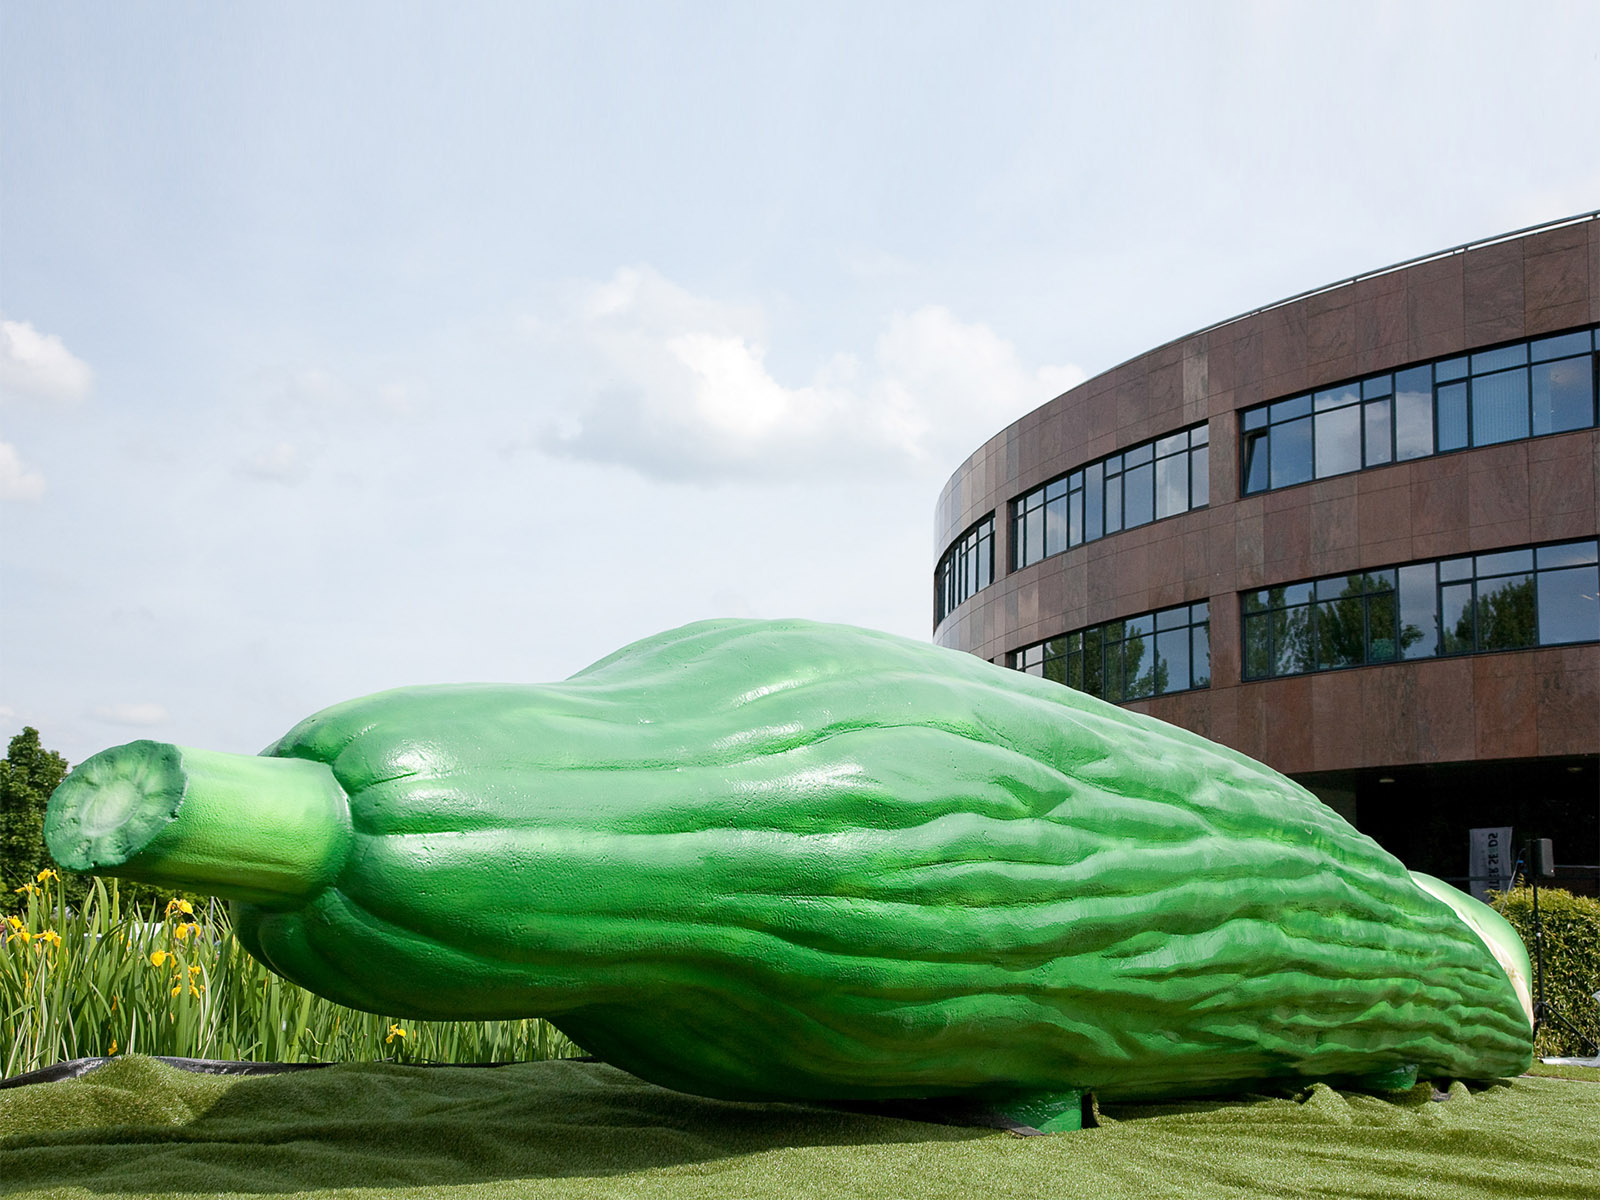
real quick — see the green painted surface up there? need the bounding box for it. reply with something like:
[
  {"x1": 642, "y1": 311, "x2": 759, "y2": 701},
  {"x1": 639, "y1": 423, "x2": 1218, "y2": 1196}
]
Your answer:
[
  {"x1": 1001, "y1": 1090, "x2": 1085, "y2": 1133},
  {"x1": 44, "y1": 618, "x2": 1533, "y2": 1104},
  {"x1": 1355, "y1": 1064, "x2": 1420, "y2": 1093}
]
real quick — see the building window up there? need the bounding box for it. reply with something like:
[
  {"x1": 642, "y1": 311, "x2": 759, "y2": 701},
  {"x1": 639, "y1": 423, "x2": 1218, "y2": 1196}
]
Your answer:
[
  {"x1": 1240, "y1": 325, "x2": 1598, "y2": 495},
  {"x1": 1013, "y1": 422, "x2": 1209, "y2": 569},
  {"x1": 1241, "y1": 539, "x2": 1600, "y2": 680},
  {"x1": 935, "y1": 515, "x2": 995, "y2": 624},
  {"x1": 1012, "y1": 601, "x2": 1210, "y2": 701}
]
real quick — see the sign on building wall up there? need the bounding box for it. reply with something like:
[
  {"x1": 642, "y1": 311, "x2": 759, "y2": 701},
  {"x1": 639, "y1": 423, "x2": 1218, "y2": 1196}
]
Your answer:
[{"x1": 1468, "y1": 827, "x2": 1514, "y2": 901}]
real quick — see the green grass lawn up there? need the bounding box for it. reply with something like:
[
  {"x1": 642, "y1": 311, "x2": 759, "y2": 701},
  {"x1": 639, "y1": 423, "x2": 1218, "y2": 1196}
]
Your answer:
[{"x1": 2, "y1": 1057, "x2": 1596, "y2": 1200}]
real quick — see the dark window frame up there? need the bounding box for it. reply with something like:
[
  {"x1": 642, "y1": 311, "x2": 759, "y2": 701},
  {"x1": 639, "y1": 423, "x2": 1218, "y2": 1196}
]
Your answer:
[
  {"x1": 1011, "y1": 600, "x2": 1211, "y2": 702},
  {"x1": 934, "y1": 514, "x2": 995, "y2": 625},
  {"x1": 1239, "y1": 325, "x2": 1599, "y2": 497},
  {"x1": 1240, "y1": 538, "x2": 1600, "y2": 681},
  {"x1": 1013, "y1": 422, "x2": 1210, "y2": 571}
]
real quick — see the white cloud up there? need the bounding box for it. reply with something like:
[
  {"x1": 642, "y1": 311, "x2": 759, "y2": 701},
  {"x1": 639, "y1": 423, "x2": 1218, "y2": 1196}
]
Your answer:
[
  {"x1": 0, "y1": 439, "x2": 46, "y2": 501},
  {"x1": 228, "y1": 365, "x2": 426, "y2": 482},
  {"x1": 89, "y1": 703, "x2": 172, "y2": 728},
  {"x1": 0, "y1": 319, "x2": 93, "y2": 404},
  {"x1": 377, "y1": 379, "x2": 426, "y2": 414},
  {"x1": 238, "y1": 440, "x2": 308, "y2": 483},
  {"x1": 0, "y1": 319, "x2": 92, "y2": 500},
  {"x1": 243, "y1": 365, "x2": 351, "y2": 417},
  {"x1": 868, "y1": 305, "x2": 1087, "y2": 458},
  {"x1": 532, "y1": 266, "x2": 1082, "y2": 482}
]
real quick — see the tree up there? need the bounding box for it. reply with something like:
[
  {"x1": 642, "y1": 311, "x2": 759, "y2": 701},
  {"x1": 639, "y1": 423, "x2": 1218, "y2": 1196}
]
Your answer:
[{"x1": 1, "y1": 726, "x2": 69, "y2": 895}]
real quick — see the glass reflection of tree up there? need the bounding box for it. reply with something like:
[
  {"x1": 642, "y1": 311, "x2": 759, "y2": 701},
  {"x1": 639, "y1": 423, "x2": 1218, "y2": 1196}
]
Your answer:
[
  {"x1": 1260, "y1": 576, "x2": 1432, "y2": 675},
  {"x1": 1399, "y1": 619, "x2": 1426, "y2": 654},
  {"x1": 1263, "y1": 587, "x2": 1314, "y2": 674},
  {"x1": 1119, "y1": 629, "x2": 1169, "y2": 698},
  {"x1": 1316, "y1": 580, "x2": 1369, "y2": 668},
  {"x1": 1319, "y1": 574, "x2": 1405, "y2": 666},
  {"x1": 1457, "y1": 577, "x2": 1537, "y2": 651},
  {"x1": 1319, "y1": 574, "x2": 1430, "y2": 667}
]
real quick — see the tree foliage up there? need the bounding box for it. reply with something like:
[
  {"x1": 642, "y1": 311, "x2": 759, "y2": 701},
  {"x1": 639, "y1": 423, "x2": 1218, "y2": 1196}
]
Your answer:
[
  {"x1": 1247, "y1": 574, "x2": 1429, "y2": 677},
  {"x1": 1456, "y1": 577, "x2": 1538, "y2": 652},
  {"x1": 0, "y1": 727, "x2": 70, "y2": 897},
  {"x1": 1, "y1": 727, "x2": 181, "y2": 910}
]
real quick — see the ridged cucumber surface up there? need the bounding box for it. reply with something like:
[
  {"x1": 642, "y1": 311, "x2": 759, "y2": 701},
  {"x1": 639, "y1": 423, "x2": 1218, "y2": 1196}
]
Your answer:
[{"x1": 46, "y1": 618, "x2": 1534, "y2": 1102}]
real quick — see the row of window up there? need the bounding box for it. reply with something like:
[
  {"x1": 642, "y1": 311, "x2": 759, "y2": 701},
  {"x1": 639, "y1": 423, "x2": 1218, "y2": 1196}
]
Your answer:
[
  {"x1": 1013, "y1": 423, "x2": 1209, "y2": 569},
  {"x1": 1241, "y1": 325, "x2": 1598, "y2": 494},
  {"x1": 1012, "y1": 601, "x2": 1212, "y2": 701},
  {"x1": 1006, "y1": 539, "x2": 1598, "y2": 699},
  {"x1": 936, "y1": 422, "x2": 1210, "y2": 625},
  {"x1": 934, "y1": 516, "x2": 994, "y2": 624},
  {"x1": 1241, "y1": 538, "x2": 1600, "y2": 680},
  {"x1": 935, "y1": 325, "x2": 1597, "y2": 625}
]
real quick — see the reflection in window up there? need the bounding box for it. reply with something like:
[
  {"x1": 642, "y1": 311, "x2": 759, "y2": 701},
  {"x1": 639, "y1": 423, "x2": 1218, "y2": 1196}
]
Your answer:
[
  {"x1": 1472, "y1": 569, "x2": 1535, "y2": 650},
  {"x1": 1533, "y1": 356, "x2": 1596, "y2": 435},
  {"x1": 1243, "y1": 415, "x2": 1270, "y2": 492},
  {"x1": 1394, "y1": 368, "x2": 1434, "y2": 459},
  {"x1": 1436, "y1": 382, "x2": 1470, "y2": 452},
  {"x1": 1241, "y1": 539, "x2": 1599, "y2": 680},
  {"x1": 1244, "y1": 575, "x2": 1398, "y2": 678},
  {"x1": 1271, "y1": 415, "x2": 1313, "y2": 489},
  {"x1": 1013, "y1": 602, "x2": 1210, "y2": 702},
  {"x1": 1314, "y1": 403, "x2": 1362, "y2": 478},
  {"x1": 1397, "y1": 563, "x2": 1438, "y2": 659},
  {"x1": 1239, "y1": 325, "x2": 1598, "y2": 494},
  {"x1": 1363, "y1": 399, "x2": 1392, "y2": 467},
  {"x1": 1539, "y1": 564, "x2": 1600, "y2": 644},
  {"x1": 1155, "y1": 451, "x2": 1189, "y2": 519},
  {"x1": 1439, "y1": 581, "x2": 1475, "y2": 655},
  {"x1": 935, "y1": 515, "x2": 994, "y2": 624},
  {"x1": 1013, "y1": 423, "x2": 1208, "y2": 570}
]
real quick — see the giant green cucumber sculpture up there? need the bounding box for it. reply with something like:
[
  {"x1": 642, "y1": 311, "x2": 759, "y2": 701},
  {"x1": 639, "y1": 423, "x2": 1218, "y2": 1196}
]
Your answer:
[{"x1": 46, "y1": 619, "x2": 1533, "y2": 1126}]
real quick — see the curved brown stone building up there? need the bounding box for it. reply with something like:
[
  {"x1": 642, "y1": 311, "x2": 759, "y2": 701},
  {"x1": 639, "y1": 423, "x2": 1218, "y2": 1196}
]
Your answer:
[{"x1": 934, "y1": 214, "x2": 1600, "y2": 889}]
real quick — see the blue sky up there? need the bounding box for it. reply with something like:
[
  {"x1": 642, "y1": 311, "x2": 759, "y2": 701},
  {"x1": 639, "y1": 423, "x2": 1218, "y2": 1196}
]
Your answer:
[{"x1": 3, "y1": 1, "x2": 1598, "y2": 764}]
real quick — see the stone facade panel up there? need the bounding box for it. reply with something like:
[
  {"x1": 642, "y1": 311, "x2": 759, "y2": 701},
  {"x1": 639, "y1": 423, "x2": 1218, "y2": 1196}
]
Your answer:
[{"x1": 933, "y1": 218, "x2": 1598, "y2": 785}]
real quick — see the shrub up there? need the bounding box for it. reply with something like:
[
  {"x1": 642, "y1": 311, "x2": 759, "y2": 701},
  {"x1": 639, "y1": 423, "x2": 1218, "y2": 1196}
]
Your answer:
[{"x1": 1496, "y1": 887, "x2": 1600, "y2": 1058}]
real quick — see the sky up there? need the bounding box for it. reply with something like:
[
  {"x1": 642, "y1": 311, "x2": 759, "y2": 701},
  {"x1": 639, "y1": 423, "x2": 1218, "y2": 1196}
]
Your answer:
[{"x1": 2, "y1": 1, "x2": 1598, "y2": 766}]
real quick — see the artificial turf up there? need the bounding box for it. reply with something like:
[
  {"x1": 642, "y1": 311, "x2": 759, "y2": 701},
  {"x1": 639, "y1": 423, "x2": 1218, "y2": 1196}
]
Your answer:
[{"x1": 1, "y1": 1056, "x2": 1595, "y2": 1199}]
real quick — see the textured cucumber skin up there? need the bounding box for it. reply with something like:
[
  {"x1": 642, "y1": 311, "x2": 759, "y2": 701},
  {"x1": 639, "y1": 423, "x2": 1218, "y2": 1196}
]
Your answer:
[{"x1": 235, "y1": 618, "x2": 1532, "y2": 1102}]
